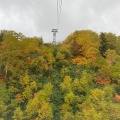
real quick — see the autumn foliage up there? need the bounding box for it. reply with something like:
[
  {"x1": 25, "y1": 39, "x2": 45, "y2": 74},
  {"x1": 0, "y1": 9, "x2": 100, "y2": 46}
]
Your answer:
[
  {"x1": 0, "y1": 29, "x2": 120, "y2": 120},
  {"x1": 94, "y1": 77, "x2": 111, "y2": 85}
]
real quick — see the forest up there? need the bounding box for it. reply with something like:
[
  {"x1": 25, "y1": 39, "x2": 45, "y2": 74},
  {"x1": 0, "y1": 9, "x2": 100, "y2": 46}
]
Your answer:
[{"x1": 1, "y1": 29, "x2": 120, "y2": 120}]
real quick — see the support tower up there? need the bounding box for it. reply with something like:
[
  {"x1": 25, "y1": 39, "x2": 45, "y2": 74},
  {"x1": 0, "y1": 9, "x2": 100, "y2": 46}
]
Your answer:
[{"x1": 52, "y1": 29, "x2": 58, "y2": 45}]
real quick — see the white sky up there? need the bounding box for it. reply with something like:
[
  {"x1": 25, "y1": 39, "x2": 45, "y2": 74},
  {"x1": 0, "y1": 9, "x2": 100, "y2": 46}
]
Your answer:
[{"x1": 0, "y1": 0, "x2": 120, "y2": 43}]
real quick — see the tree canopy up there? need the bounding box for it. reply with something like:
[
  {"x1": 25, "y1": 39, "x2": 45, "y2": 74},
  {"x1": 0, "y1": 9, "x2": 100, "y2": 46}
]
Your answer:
[{"x1": 0, "y1": 29, "x2": 120, "y2": 120}]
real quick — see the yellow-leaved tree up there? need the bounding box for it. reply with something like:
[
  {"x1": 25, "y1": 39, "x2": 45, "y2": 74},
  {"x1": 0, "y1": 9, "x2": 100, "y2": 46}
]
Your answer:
[
  {"x1": 26, "y1": 83, "x2": 53, "y2": 120},
  {"x1": 64, "y1": 30, "x2": 100, "y2": 66}
]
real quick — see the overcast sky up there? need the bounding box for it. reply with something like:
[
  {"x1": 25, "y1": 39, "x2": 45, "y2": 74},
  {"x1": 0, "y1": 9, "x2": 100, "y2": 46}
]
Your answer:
[{"x1": 0, "y1": 0, "x2": 120, "y2": 43}]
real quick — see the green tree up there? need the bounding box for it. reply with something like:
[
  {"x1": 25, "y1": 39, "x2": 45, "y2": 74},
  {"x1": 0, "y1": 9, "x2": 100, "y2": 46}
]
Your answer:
[
  {"x1": 105, "y1": 49, "x2": 119, "y2": 65},
  {"x1": 0, "y1": 84, "x2": 10, "y2": 118},
  {"x1": 110, "y1": 62, "x2": 120, "y2": 83},
  {"x1": 99, "y1": 32, "x2": 107, "y2": 56},
  {"x1": 12, "y1": 107, "x2": 24, "y2": 120}
]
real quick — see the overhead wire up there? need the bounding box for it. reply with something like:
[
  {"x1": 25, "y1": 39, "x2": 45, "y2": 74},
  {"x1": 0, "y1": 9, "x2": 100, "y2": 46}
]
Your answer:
[
  {"x1": 59, "y1": 0, "x2": 62, "y2": 19},
  {"x1": 25, "y1": 0, "x2": 62, "y2": 42},
  {"x1": 57, "y1": 0, "x2": 59, "y2": 29},
  {"x1": 25, "y1": 0, "x2": 51, "y2": 29},
  {"x1": 57, "y1": 0, "x2": 62, "y2": 29}
]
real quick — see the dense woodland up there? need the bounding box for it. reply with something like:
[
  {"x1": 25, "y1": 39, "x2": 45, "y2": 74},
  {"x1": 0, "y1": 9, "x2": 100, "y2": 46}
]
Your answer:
[{"x1": 1, "y1": 29, "x2": 120, "y2": 120}]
